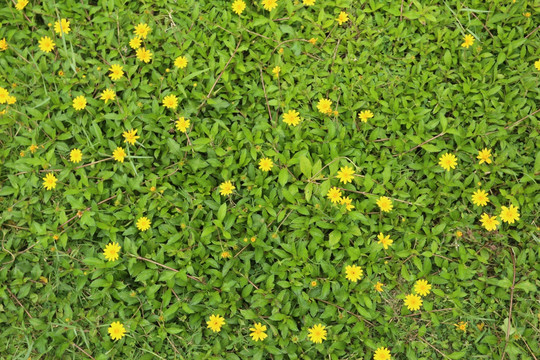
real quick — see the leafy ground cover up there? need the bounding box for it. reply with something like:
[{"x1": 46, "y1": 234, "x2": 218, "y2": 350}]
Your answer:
[{"x1": 0, "y1": 0, "x2": 539, "y2": 359}]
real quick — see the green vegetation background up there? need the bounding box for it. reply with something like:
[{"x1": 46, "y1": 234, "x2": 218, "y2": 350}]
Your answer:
[{"x1": 0, "y1": 0, "x2": 539, "y2": 359}]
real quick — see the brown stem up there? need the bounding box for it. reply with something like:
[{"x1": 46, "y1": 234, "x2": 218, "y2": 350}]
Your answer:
[
  {"x1": 7, "y1": 288, "x2": 32, "y2": 319},
  {"x1": 394, "y1": 132, "x2": 446, "y2": 157},
  {"x1": 314, "y1": 298, "x2": 373, "y2": 326}
]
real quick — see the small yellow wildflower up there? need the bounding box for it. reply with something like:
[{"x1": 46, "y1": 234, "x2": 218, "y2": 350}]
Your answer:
[
  {"x1": 477, "y1": 148, "x2": 492, "y2": 164},
  {"x1": 462, "y1": 34, "x2": 475, "y2": 48},
  {"x1": 136, "y1": 216, "x2": 151, "y2": 231},
  {"x1": 358, "y1": 110, "x2": 374, "y2": 122},
  {"x1": 336, "y1": 11, "x2": 349, "y2": 25},
  {"x1": 220, "y1": 181, "x2": 235, "y2": 195},
  {"x1": 454, "y1": 321, "x2": 467, "y2": 332},
  {"x1": 54, "y1": 19, "x2": 71, "y2": 35},
  {"x1": 123, "y1": 129, "x2": 140, "y2": 145},
  {"x1": 326, "y1": 187, "x2": 342, "y2": 204},
  {"x1": 108, "y1": 321, "x2": 126, "y2": 341},
  {"x1": 207, "y1": 314, "x2": 225, "y2": 332},
  {"x1": 307, "y1": 324, "x2": 327, "y2": 343},
  {"x1": 174, "y1": 56, "x2": 188, "y2": 69},
  {"x1": 38, "y1": 36, "x2": 55, "y2": 53},
  {"x1": 112, "y1": 147, "x2": 126, "y2": 162},
  {"x1": 69, "y1": 149, "x2": 82, "y2": 163},
  {"x1": 163, "y1": 94, "x2": 178, "y2": 109},
  {"x1": 100, "y1": 89, "x2": 116, "y2": 103},
  {"x1": 404, "y1": 294, "x2": 422, "y2": 311},
  {"x1": 232, "y1": 0, "x2": 246, "y2": 15},
  {"x1": 249, "y1": 323, "x2": 267, "y2": 341},
  {"x1": 439, "y1": 153, "x2": 457, "y2": 171},
  {"x1": 175, "y1": 117, "x2": 190, "y2": 132},
  {"x1": 345, "y1": 264, "x2": 363, "y2": 282},
  {"x1": 72, "y1": 96, "x2": 87, "y2": 111},
  {"x1": 134, "y1": 23, "x2": 151, "y2": 39}
]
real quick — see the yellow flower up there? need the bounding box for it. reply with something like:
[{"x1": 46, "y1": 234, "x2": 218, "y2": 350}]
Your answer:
[
  {"x1": 123, "y1": 129, "x2": 140, "y2": 145},
  {"x1": 108, "y1": 321, "x2": 126, "y2": 341},
  {"x1": 109, "y1": 64, "x2": 124, "y2": 81},
  {"x1": 282, "y1": 110, "x2": 301, "y2": 126},
  {"x1": 100, "y1": 89, "x2": 116, "y2": 103},
  {"x1": 129, "y1": 37, "x2": 142, "y2": 49},
  {"x1": 377, "y1": 233, "x2": 393, "y2": 250},
  {"x1": 336, "y1": 11, "x2": 349, "y2": 25},
  {"x1": 345, "y1": 264, "x2": 363, "y2": 282},
  {"x1": 461, "y1": 34, "x2": 475, "y2": 48},
  {"x1": 272, "y1": 66, "x2": 281, "y2": 77},
  {"x1": 136, "y1": 216, "x2": 151, "y2": 231},
  {"x1": 340, "y1": 196, "x2": 355, "y2": 211},
  {"x1": 221, "y1": 251, "x2": 231, "y2": 258},
  {"x1": 175, "y1": 117, "x2": 190, "y2": 133},
  {"x1": 220, "y1": 180, "x2": 235, "y2": 195},
  {"x1": 162, "y1": 94, "x2": 178, "y2": 109},
  {"x1": 261, "y1": 0, "x2": 278, "y2": 11},
  {"x1": 454, "y1": 321, "x2": 467, "y2": 332},
  {"x1": 38, "y1": 36, "x2": 55, "y2": 53},
  {"x1": 303, "y1": 0, "x2": 315, "y2": 5},
  {"x1": 477, "y1": 323, "x2": 485, "y2": 331},
  {"x1": 7, "y1": 96, "x2": 16, "y2": 105},
  {"x1": 103, "y1": 242, "x2": 121, "y2": 261},
  {"x1": 413, "y1": 279, "x2": 431, "y2": 297},
  {"x1": 327, "y1": 187, "x2": 342, "y2": 204},
  {"x1": 112, "y1": 147, "x2": 126, "y2": 162},
  {"x1": 438, "y1": 153, "x2": 457, "y2": 171},
  {"x1": 136, "y1": 47, "x2": 152, "y2": 63},
  {"x1": 480, "y1": 213, "x2": 499, "y2": 231},
  {"x1": 54, "y1": 19, "x2": 71, "y2": 35},
  {"x1": 174, "y1": 56, "x2": 188, "y2": 69},
  {"x1": 232, "y1": 0, "x2": 246, "y2": 15},
  {"x1": 471, "y1": 189, "x2": 489, "y2": 207},
  {"x1": 456, "y1": 230, "x2": 463, "y2": 237},
  {"x1": 500, "y1": 205, "x2": 519, "y2": 224},
  {"x1": 311, "y1": 280, "x2": 317, "y2": 287},
  {"x1": 15, "y1": 0, "x2": 29, "y2": 11},
  {"x1": 358, "y1": 110, "x2": 374, "y2": 122},
  {"x1": 404, "y1": 294, "x2": 422, "y2": 311},
  {"x1": 249, "y1": 322, "x2": 268, "y2": 341},
  {"x1": 207, "y1": 314, "x2": 225, "y2": 332},
  {"x1": 376, "y1": 196, "x2": 393, "y2": 212},
  {"x1": 0, "y1": 87, "x2": 9, "y2": 103},
  {"x1": 0, "y1": 38, "x2": 7, "y2": 51},
  {"x1": 308, "y1": 37, "x2": 317, "y2": 44},
  {"x1": 72, "y1": 96, "x2": 87, "y2": 111},
  {"x1": 20, "y1": 151, "x2": 25, "y2": 157},
  {"x1": 336, "y1": 166, "x2": 354, "y2": 184},
  {"x1": 43, "y1": 173, "x2": 57, "y2": 190},
  {"x1": 477, "y1": 148, "x2": 492, "y2": 164},
  {"x1": 259, "y1": 157, "x2": 273, "y2": 172},
  {"x1": 373, "y1": 347, "x2": 391, "y2": 360},
  {"x1": 307, "y1": 324, "x2": 327, "y2": 343},
  {"x1": 29, "y1": 144, "x2": 38, "y2": 153},
  {"x1": 134, "y1": 23, "x2": 151, "y2": 39},
  {"x1": 524, "y1": 12, "x2": 531, "y2": 17},
  {"x1": 70, "y1": 148, "x2": 82, "y2": 163},
  {"x1": 374, "y1": 282, "x2": 384, "y2": 292},
  {"x1": 535, "y1": 60, "x2": 540, "y2": 71},
  {"x1": 317, "y1": 98, "x2": 333, "y2": 115}
]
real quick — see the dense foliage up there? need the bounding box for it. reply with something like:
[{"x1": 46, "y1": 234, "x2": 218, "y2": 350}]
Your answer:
[{"x1": 1, "y1": 0, "x2": 539, "y2": 359}]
